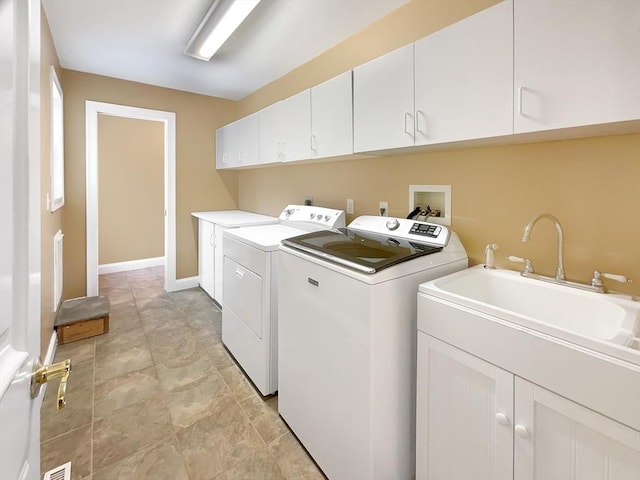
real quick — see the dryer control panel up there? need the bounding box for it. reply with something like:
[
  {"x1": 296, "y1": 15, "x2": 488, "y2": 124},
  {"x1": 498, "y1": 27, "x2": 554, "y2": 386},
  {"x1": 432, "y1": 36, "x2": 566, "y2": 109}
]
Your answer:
[{"x1": 279, "y1": 204, "x2": 346, "y2": 229}]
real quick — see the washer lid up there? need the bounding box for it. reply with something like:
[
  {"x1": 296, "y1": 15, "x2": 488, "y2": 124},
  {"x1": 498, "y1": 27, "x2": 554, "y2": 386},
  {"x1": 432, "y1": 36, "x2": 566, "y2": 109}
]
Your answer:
[{"x1": 281, "y1": 227, "x2": 443, "y2": 274}]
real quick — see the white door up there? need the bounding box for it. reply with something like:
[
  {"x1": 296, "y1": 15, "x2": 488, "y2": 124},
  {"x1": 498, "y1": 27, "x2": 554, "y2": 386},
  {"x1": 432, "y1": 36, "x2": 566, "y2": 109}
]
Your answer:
[
  {"x1": 514, "y1": 0, "x2": 640, "y2": 132},
  {"x1": 0, "y1": 1, "x2": 42, "y2": 479},
  {"x1": 353, "y1": 43, "x2": 415, "y2": 152},
  {"x1": 198, "y1": 219, "x2": 215, "y2": 298},
  {"x1": 515, "y1": 378, "x2": 640, "y2": 480},
  {"x1": 416, "y1": 334, "x2": 514, "y2": 480},
  {"x1": 311, "y1": 71, "x2": 353, "y2": 159},
  {"x1": 279, "y1": 89, "x2": 311, "y2": 162},
  {"x1": 413, "y1": 0, "x2": 513, "y2": 145}
]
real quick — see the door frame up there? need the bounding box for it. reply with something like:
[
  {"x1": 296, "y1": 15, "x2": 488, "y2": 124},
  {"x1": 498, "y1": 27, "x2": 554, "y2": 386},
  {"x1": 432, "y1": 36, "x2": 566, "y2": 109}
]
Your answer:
[{"x1": 85, "y1": 101, "x2": 177, "y2": 294}]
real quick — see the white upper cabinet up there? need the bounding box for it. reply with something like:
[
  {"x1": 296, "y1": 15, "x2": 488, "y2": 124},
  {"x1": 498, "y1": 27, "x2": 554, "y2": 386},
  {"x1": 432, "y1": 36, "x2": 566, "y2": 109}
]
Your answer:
[
  {"x1": 414, "y1": 0, "x2": 513, "y2": 145},
  {"x1": 259, "y1": 102, "x2": 281, "y2": 165},
  {"x1": 215, "y1": 124, "x2": 232, "y2": 169},
  {"x1": 311, "y1": 71, "x2": 354, "y2": 159},
  {"x1": 216, "y1": 112, "x2": 260, "y2": 169},
  {"x1": 353, "y1": 43, "x2": 415, "y2": 152},
  {"x1": 260, "y1": 89, "x2": 312, "y2": 164},
  {"x1": 280, "y1": 89, "x2": 312, "y2": 162},
  {"x1": 514, "y1": 0, "x2": 640, "y2": 133}
]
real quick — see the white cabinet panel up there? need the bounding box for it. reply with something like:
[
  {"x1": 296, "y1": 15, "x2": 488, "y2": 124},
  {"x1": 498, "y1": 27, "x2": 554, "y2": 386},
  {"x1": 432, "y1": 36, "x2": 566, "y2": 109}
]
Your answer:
[
  {"x1": 260, "y1": 90, "x2": 312, "y2": 164},
  {"x1": 215, "y1": 125, "x2": 233, "y2": 169},
  {"x1": 311, "y1": 71, "x2": 353, "y2": 159},
  {"x1": 514, "y1": 0, "x2": 640, "y2": 132},
  {"x1": 414, "y1": 0, "x2": 513, "y2": 145},
  {"x1": 259, "y1": 102, "x2": 281, "y2": 165},
  {"x1": 213, "y1": 225, "x2": 225, "y2": 303},
  {"x1": 280, "y1": 89, "x2": 312, "y2": 162},
  {"x1": 416, "y1": 333, "x2": 513, "y2": 480},
  {"x1": 197, "y1": 219, "x2": 215, "y2": 298},
  {"x1": 233, "y1": 112, "x2": 260, "y2": 166},
  {"x1": 515, "y1": 377, "x2": 640, "y2": 480},
  {"x1": 216, "y1": 112, "x2": 260, "y2": 168},
  {"x1": 353, "y1": 43, "x2": 415, "y2": 152}
]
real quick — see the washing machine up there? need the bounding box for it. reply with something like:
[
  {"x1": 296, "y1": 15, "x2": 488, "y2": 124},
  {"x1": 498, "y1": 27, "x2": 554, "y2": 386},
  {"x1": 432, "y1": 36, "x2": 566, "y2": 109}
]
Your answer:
[
  {"x1": 277, "y1": 215, "x2": 468, "y2": 480},
  {"x1": 222, "y1": 205, "x2": 345, "y2": 396}
]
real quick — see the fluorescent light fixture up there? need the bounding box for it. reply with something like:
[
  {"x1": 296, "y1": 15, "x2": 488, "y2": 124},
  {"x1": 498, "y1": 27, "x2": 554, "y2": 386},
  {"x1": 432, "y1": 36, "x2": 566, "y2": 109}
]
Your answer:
[{"x1": 185, "y1": 0, "x2": 261, "y2": 61}]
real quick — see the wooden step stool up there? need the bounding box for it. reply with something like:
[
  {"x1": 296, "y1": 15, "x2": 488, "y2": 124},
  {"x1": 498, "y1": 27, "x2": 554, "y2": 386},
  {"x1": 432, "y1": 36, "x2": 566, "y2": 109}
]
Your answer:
[{"x1": 55, "y1": 296, "x2": 110, "y2": 344}]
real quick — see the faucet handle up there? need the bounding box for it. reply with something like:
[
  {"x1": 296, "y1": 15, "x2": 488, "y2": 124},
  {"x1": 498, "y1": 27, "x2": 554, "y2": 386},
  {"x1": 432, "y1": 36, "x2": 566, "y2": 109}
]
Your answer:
[
  {"x1": 591, "y1": 271, "x2": 632, "y2": 287},
  {"x1": 507, "y1": 255, "x2": 534, "y2": 274}
]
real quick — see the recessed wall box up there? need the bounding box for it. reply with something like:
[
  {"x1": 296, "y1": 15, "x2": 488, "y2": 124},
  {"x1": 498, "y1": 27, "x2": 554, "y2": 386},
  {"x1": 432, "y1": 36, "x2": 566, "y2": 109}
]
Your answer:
[{"x1": 409, "y1": 185, "x2": 451, "y2": 226}]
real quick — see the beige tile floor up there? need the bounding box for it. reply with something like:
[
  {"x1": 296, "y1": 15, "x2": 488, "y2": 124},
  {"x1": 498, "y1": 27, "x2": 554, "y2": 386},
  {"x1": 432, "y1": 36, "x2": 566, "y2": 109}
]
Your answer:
[{"x1": 41, "y1": 267, "x2": 325, "y2": 480}]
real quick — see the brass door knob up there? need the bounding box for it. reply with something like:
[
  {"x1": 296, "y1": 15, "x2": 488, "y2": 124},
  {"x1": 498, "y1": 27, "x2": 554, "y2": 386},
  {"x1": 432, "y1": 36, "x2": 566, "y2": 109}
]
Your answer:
[{"x1": 31, "y1": 359, "x2": 72, "y2": 409}]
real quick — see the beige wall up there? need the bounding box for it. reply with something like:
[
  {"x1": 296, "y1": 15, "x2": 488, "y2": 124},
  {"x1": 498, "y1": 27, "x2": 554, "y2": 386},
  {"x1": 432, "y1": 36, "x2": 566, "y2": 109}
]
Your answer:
[
  {"x1": 98, "y1": 115, "x2": 164, "y2": 265},
  {"x1": 235, "y1": 0, "x2": 640, "y2": 296},
  {"x1": 61, "y1": 70, "x2": 238, "y2": 298},
  {"x1": 238, "y1": 0, "x2": 499, "y2": 115},
  {"x1": 41, "y1": 7, "x2": 62, "y2": 359},
  {"x1": 238, "y1": 135, "x2": 640, "y2": 296}
]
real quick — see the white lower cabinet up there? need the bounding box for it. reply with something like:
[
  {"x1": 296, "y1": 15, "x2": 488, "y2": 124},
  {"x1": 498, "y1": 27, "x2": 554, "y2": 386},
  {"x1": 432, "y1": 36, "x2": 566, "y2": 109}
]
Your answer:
[
  {"x1": 197, "y1": 219, "x2": 215, "y2": 298},
  {"x1": 417, "y1": 333, "x2": 640, "y2": 480}
]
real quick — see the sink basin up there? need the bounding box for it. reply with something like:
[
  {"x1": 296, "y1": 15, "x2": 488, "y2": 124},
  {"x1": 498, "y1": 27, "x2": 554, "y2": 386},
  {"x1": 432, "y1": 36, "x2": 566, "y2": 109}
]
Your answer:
[{"x1": 419, "y1": 265, "x2": 640, "y2": 365}]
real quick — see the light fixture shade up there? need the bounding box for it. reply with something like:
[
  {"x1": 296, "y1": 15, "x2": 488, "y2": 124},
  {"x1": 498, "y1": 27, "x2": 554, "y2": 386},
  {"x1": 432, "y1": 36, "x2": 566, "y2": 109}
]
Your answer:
[{"x1": 184, "y1": 0, "x2": 260, "y2": 61}]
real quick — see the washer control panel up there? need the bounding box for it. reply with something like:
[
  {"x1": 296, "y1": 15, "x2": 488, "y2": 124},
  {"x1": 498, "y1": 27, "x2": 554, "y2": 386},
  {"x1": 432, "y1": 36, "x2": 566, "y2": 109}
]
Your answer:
[
  {"x1": 349, "y1": 216, "x2": 450, "y2": 247},
  {"x1": 410, "y1": 222, "x2": 442, "y2": 238}
]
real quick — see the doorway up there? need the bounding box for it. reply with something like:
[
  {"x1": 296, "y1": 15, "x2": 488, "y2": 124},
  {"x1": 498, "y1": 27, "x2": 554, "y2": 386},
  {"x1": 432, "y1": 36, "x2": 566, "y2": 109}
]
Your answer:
[{"x1": 85, "y1": 101, "x2": 177, "y2": 295}]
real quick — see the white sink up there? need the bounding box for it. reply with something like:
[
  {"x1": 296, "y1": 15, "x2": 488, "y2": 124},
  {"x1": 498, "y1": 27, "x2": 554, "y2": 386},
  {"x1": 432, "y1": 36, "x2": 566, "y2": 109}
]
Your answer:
[{"x1": 419, "y1": 265, "x2": 640, "y2": 365}]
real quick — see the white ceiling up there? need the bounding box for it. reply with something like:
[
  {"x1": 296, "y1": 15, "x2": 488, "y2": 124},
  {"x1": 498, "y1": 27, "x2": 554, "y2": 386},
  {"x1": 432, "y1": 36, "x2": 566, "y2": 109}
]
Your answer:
[{"x1": 42, "y1": 0, "x2": 409, "y2": 100}]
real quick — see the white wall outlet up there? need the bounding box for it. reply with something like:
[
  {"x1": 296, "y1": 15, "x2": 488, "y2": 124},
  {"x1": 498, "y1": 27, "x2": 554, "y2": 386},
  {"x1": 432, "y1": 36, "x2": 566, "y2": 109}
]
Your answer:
[
  {"x1": 346, "y1": 198, "x2": 354, "y2": 214},
  {"x1": 379, "y1": 201, "x2": 388, "y2": 217}
]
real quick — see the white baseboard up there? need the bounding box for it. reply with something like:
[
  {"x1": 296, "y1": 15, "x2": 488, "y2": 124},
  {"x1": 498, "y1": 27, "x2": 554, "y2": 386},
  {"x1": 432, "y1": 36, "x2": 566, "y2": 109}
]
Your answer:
[
  {"x1": 40, "y1": 331, "x2": 58, "y2": 401},
  {"x1": 98, "y1": 256, "x2": 164, "y2": 275},
  {"x1": 44, "y1": 331, "x2": 58, "y2": 365},
  {"x1": 169, "y1": 276, "x2": 199, "y2": 292}
]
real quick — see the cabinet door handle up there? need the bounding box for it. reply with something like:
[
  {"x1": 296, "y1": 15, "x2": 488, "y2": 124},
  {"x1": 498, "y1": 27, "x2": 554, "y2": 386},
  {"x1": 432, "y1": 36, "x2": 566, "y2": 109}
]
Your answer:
[
  {"x1": 209, "y1": 233, "x2": 214, "y2": 246},
  {"x1": 404, "y1": 112, "x2": 414, "y2": 137},
  {"x1": 311, "y1": 134, "x2": 317, "y2": 152},
  {"x1": 495, "y1": 412, "x2": 510, "y2": 426},
  {"x1": 518, "y1": 86, "x2": 525, "y2": 116},
  {"x1": 235, "y1": 268, "x2": 245, "y2": 279},
  {"x1": 514, "y1": 424, "x2": 529, "y2": 438},
  {"x1": 415, "y1": 110, "x2": 426, "y2": 136}
]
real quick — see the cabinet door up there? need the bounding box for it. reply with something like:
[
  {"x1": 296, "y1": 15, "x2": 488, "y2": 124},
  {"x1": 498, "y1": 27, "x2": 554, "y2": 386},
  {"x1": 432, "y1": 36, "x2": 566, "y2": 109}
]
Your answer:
[
  {"x1": 515, "y1": 378, "x2": 640, "y2": 480},
  {"x1": 514, "y1": 0, "x2": 640, "y2": 133},
  {"x1": 215, "y1": 125, "x2": 233, "y2": 169},
  {"x1": 311, "y1": 71, "x2": 353, "y2": 159},
  {"x1": 212, "y1": 225, "x2": 225, "y2": 304},
  {"x1": 353, "y1": 43, "x2": 415, "y2": 152},
  {"x1": 259, "y1": 102, "x2": 281, "y2": 164},
  {"x1": 280, "y1": 89, "x2": 312, "y2": 162},
  {"x1": 198, "y1": 219, "x2": 215, "y2": 298},
  {"x1": 416, "y1": 333, "x2": 513, "y2": 480},
  {"x1": 234, "y1": 112, "x2": 260, "y2": 167},
  {"x1": 414, "y1": 0, "x2": 513, "y2": 145}
]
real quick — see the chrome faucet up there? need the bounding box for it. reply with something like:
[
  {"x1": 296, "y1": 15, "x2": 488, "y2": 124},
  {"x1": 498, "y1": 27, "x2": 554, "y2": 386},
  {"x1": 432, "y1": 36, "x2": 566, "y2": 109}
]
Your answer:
[{"x1": 522, "y1": 213, "x2": 566, "y2": 280}]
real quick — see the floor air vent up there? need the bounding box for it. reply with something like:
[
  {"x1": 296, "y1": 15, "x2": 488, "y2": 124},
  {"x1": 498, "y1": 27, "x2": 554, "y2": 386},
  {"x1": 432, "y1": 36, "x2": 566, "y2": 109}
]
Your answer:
[{"x1": 43, "y1": 462, "x2": 71, "y2": 480}]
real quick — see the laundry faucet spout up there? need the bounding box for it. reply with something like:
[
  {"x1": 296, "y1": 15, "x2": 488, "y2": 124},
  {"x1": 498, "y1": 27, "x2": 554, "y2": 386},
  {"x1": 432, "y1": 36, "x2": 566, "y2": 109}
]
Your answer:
[{"x1": 522, "y1": 213, "x2": 566, "y2": 280}]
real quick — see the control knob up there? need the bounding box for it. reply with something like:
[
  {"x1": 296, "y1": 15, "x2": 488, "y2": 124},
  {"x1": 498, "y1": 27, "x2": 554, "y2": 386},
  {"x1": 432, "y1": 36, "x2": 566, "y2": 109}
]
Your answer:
[{"x1": 386, "y1": 218, "x2": 400, "y2": 231}]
